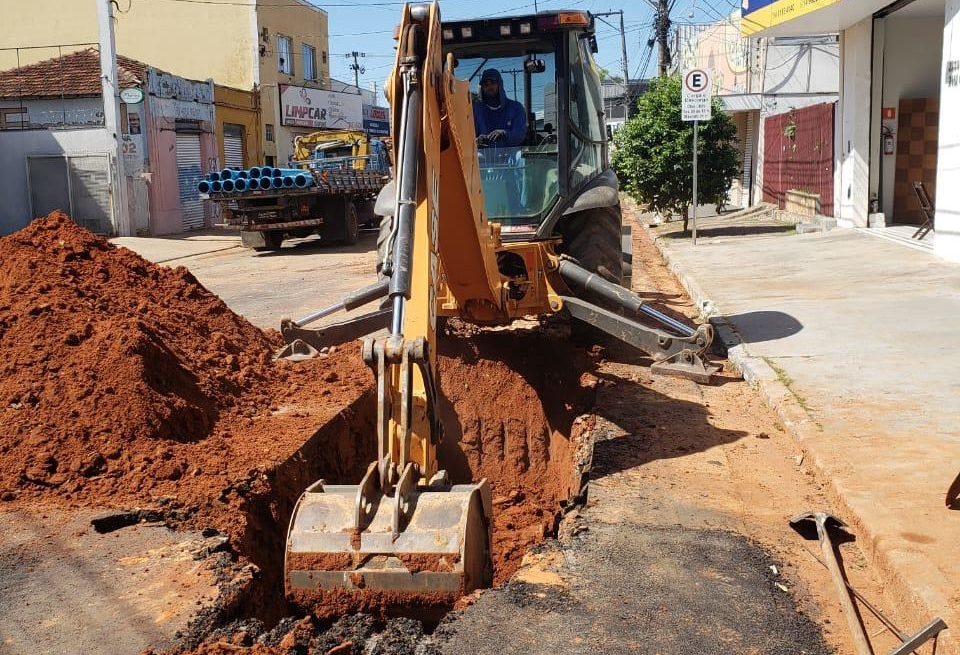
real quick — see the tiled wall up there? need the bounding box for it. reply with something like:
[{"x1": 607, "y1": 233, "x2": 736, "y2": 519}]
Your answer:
[{"x1": 893, "y1": 97, "x2": 939, "y2": 225}]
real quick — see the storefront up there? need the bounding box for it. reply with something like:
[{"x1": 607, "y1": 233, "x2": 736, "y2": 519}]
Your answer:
[
  {"x1": 742, "y1": 0, "x2": 960, "y2": 262},
  {"x1": 144, "y1": 69, "x2": 217, "y2": 234},
  {"x1": 214, "y1": 84, "x2": 262, "y2": 170}
]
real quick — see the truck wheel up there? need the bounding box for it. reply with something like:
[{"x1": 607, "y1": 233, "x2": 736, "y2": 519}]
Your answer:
[
  {"x1": 253, "y1": 231, "x2": 283, "y2": 252},
  {"x1": 560, "y1": 205, "x2": 623, "y2": 285},
  {"x1": 357, "y1": 199, "x2": 378, "y2": 228},
  {"x1": 342, "y1": 201, "x2": 360, "y2": 245}
]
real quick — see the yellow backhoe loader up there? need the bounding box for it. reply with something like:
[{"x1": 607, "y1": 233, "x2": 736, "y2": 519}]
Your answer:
[{"x1": 282, "y1": 2, "x2": 717, "y2": 610}]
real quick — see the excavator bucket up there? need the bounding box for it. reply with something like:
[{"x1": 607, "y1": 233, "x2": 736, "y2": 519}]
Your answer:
[{"x1": 284, "y1": 472, "x2": 492, "y2": 605}]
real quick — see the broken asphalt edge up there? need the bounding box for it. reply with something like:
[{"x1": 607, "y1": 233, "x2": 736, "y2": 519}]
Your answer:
[{"x1": 649, "y1": 229, "x2": 957, "y2": 655}]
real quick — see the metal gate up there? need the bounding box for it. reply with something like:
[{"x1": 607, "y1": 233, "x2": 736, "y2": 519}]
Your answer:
[
  {"x1": 27, "y1": 154, "x2": 115, "y2": 235},
  {"x1": 762, "y1": 103, "x2": 835, "y2": 216},
  {"x1": 223, "y1": 124, "x2": 245, "y2": 169},
  {"x1": 176, "y1": 132, "x2": 206, "y2": 230}
]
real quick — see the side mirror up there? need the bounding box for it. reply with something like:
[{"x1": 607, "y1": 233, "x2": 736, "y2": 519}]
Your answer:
[
  {"x1": 589, "y1": 36, "x2": 598, "y2": 54},
  {"x1": 524, "y1": 59, "x2": 546, "y2": 74}
]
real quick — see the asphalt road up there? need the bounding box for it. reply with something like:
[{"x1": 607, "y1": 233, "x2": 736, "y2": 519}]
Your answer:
[
  {"x1": 437, "y1": 525, "x2": 829, "y2": 655},
  {"x1": 78, "y1": 219, "x2": 898, "y2": 654}
]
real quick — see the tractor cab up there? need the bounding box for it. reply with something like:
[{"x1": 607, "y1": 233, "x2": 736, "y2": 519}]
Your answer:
[{"x1": 442, "y1": 11, "x2": 608, "y2": 239}]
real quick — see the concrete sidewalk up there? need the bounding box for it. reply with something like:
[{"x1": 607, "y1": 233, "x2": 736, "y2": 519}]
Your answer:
[{"x1": 648, "y1": 212, "x2": 960, "y2": 652}]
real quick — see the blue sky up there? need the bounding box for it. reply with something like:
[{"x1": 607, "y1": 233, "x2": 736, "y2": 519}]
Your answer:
[{"x1": 320, "y1": 0, "x2": 743, "y2": 104}]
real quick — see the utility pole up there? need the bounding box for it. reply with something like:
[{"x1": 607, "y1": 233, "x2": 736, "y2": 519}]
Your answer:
[
  {"x1": 345, "y1": 51, "x2": 366, "y2": 93},
  {"x1": 656, "y1": 0, "x2": 672, "y2": 76},
  {"x1": 96, "y1": 0, "x2": 131, "y2": 236},
  {"x1": 501, "y1": 68, "x2": 524, "y2": 102},
  {"x1": 594, "y1": 10, "x2": 630, "y2": 119}
]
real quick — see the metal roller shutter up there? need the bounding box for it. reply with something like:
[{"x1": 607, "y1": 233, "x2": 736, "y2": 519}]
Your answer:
[
  {"x1": 223, "y1": 124, "x2": 245, "y2": 169},
  {"x1": 176, "y1": 133, "x2": 206, "y2": 230},
  {"x1": 69, "y1": 155, "x2": 114, "y2": 234}
]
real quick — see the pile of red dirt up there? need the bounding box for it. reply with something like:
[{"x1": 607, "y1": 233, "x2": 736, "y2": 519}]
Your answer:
[
  {"x1": 0, "y1": 212, "x2": 372, "y2": 521},
  {"x1": 0, "y1": 213, "x2": 598, "y2": 650}
]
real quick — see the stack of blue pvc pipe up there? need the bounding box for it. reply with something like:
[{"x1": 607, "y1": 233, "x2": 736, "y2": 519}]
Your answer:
[{"x1": 197, "y1": 165, "x2": 316, "y2": 195}]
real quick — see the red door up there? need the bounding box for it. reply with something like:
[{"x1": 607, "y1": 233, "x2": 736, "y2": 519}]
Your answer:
[{"x1": 763, "y1": 103, "x2": 834, "y2": 216}]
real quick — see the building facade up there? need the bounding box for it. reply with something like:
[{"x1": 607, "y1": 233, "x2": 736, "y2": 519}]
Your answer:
[
  {"x1": 742, "y1": 0, "x2": 959, "y2": 262},
  {"x1": 601, "y1": 78, "x2": 649, "y2": 135},
  {"x1": 675, "y1": 13, "x2": 839, "y2": 211},
  {"x1": 0, "y1": 49, "x2": 216, "y2": 236},
  {"x1": 0, "y1": 0, "x2": 331, "y2": 170}
]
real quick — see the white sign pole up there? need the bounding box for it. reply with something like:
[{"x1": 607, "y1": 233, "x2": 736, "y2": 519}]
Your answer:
[
  {"x1": 682, "y1": 68, "x2": 711, "y2": 246},
  {"x1": 693, "y1": 120, "x2": 698, "y2": 245}
]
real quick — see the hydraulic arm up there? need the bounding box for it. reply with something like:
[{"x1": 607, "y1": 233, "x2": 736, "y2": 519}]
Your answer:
[{"x1": 283, "y1": 1, "x2": 717, "y2": 610}]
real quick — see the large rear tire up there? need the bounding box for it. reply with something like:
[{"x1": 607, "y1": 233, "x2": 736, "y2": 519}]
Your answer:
[
  {"x1": 559, "y1": 204, "x2": 624, "y2": 285},
  {"x1": 559, "y1": 205, "x2": 624, "y2": 344}
]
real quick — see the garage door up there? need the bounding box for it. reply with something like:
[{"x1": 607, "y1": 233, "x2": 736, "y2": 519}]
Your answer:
[
  {"x1": 27, "y1": 154, "x2": 115, "y2": 235},
  {"x1": 176, "y1": 132, "x2": 205, "y2": 230},
  {"x1": 223, "y1": 124, "x2": 245, "y2": 169}
]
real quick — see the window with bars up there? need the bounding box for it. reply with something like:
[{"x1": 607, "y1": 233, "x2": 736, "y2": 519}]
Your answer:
[
  {"x1": 278, "y1": 35, "x2": 293, "y2": 75},
  {"x1": 302, "y1": 43, "x2": 317, "y2": 81}
]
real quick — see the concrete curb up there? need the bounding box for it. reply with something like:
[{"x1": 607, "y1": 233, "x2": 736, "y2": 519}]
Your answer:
[{"x1": 650, "y1": 228, "x2": 957, "y2": 655}]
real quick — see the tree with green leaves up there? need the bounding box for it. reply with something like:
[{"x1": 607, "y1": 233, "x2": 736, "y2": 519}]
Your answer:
[{"x1": 612, "y1": 75, "x2": 740, "y2": 232}]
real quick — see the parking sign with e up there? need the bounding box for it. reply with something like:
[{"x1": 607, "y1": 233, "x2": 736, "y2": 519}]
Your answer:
[{"x1": 682, "y1": 68, "x2": 712, "y2": 121}]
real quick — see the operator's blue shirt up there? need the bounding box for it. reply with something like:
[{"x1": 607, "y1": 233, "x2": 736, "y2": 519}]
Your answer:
[{"x1": 473, "y1": 69, "x2": 527, "y2": 147}]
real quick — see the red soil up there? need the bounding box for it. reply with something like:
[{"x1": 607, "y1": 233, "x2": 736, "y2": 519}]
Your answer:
[
  {"x1": 0, "y1": 212, "x2": 372, "y2": 535},
  {"x1": 0, "y1": 213, "x2": 597, "y2": 649}
]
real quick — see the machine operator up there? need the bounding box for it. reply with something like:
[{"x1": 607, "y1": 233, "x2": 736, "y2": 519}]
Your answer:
[{"x1": 473, "y1": 68, "x2": 527, "y2": 148}]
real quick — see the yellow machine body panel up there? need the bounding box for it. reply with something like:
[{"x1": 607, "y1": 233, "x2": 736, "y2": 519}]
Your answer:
[{"x1": 292, "y1": 129, "x2": 373, "y2": 169}]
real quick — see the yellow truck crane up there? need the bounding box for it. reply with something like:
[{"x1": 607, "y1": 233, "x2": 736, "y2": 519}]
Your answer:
[
  {"x1": 292, "y1": 130, "x2": 390, "y2": 171},
  {"x1": 282, "y1": 3, "x2": 717, "y2": 611}
]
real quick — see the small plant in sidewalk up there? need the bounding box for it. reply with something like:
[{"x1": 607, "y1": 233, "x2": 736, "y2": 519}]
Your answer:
[{"x1": 612, "y1": 75, "x2": 740, "y2": 232}]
